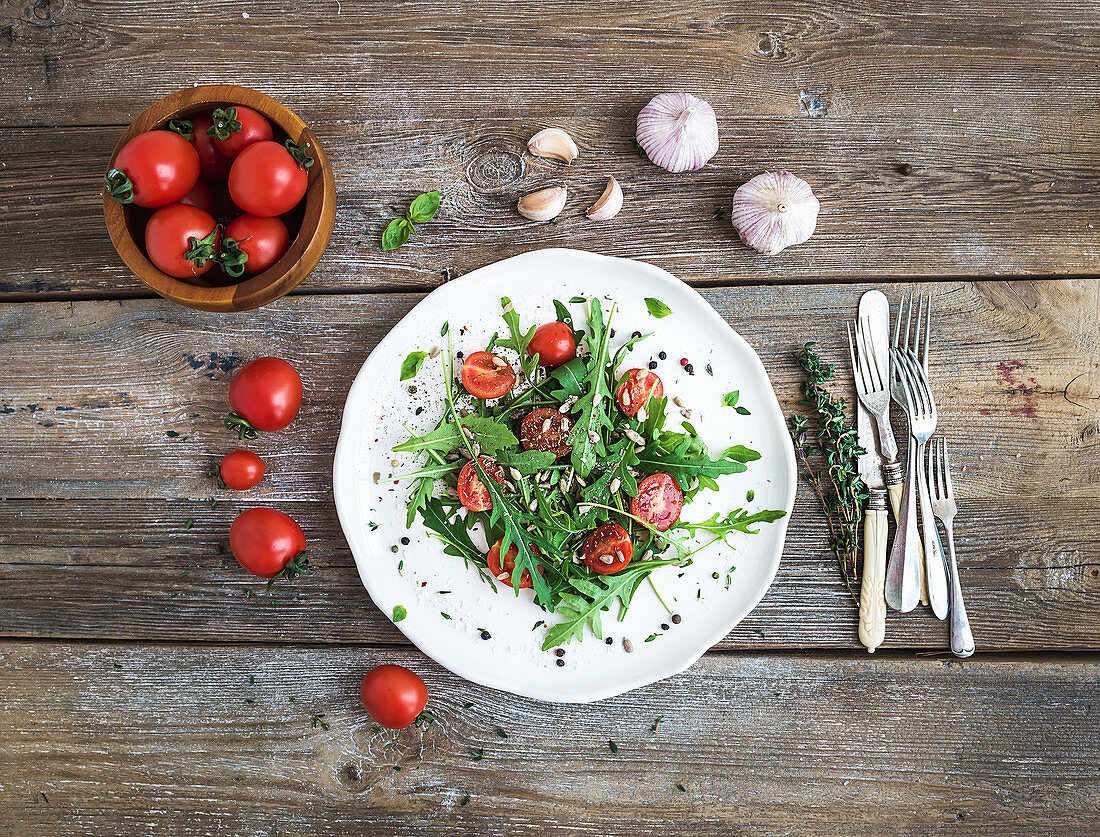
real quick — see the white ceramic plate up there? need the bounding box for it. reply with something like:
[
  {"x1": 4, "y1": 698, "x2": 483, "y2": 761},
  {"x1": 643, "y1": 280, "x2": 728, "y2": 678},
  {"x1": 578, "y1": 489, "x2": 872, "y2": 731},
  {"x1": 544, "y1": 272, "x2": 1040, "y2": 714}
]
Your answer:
[{"x1": 333, "y1": 248, "x2": 795, "y2": 703}]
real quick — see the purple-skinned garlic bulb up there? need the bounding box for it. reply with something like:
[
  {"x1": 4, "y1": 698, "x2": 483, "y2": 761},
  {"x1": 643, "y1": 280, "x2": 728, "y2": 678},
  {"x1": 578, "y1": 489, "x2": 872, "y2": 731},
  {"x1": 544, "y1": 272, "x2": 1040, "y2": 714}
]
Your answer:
[
  {"x1": 636, "y1": 93, "x2": 719, "y2": 173},
  {"x1": 730, "y1": 171, "x2": 820, "y2": 255}
]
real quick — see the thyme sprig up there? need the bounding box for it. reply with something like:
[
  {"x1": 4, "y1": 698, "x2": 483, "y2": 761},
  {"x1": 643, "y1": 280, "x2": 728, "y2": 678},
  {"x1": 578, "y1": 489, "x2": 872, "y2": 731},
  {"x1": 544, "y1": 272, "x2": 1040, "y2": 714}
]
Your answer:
[{"x1": 789, "y1": 343, "x2": 867, "y2": 602}]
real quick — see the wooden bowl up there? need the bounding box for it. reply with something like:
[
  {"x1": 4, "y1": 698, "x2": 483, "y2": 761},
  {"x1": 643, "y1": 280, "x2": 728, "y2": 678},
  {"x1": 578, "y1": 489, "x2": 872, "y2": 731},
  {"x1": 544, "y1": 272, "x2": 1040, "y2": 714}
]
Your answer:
[{"x1": 102, "y1": 84, "x2": 336, "y2": 312}]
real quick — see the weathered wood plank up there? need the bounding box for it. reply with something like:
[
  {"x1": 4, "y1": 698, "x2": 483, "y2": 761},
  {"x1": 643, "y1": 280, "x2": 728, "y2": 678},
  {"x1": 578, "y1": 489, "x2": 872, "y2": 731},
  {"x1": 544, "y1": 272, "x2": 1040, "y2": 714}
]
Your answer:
[
  {"x1": 1, "y1": 280, "x2": 1097, "y2": 649},
  {"x1": 0, "y1": 642, "x2": 1097, "y2": 836}
]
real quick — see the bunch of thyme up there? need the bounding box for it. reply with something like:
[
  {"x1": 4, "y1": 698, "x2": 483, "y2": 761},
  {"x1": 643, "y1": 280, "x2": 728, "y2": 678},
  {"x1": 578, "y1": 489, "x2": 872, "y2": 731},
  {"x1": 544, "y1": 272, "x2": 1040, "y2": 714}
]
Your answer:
[{"x1": 789, "y1": 342, "x2": 867, "y2": 601}]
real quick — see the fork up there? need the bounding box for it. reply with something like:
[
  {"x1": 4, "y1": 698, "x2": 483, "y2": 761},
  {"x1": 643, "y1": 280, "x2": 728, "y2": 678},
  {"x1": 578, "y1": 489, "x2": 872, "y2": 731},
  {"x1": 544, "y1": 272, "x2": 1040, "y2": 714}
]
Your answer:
[
  {"x1": 927, "y1": 438, "x2": 975, "y2": 657},
  {"x1": 884, "y1": 347, "x2": 924, "y2": 612},
  {"x1": 893, "y1": 296, "x2": 949, "y2": 618}
]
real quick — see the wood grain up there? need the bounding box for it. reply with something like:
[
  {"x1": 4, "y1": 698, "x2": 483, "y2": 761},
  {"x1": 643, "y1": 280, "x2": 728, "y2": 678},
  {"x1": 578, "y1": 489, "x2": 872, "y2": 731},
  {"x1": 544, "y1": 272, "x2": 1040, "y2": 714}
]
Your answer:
[
  {"x1": 1, "y1": 642, "x2": 1097, "y2": 836},
  {"x1": 1, "y1": 280, "x2": 1097, "y2": 649},
  {"x1": 3, "y1": 0, "x2": 1100, "y2": 295}
]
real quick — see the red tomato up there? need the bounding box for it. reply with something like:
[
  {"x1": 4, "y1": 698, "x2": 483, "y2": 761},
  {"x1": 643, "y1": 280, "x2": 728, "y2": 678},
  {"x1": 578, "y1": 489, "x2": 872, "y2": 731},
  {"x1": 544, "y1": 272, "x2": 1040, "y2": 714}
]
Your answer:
[
  {"x1": 360, "y1": 665, "x2": 428, "y2": 730},
  {"x1": 209, "y1": 106, "x2": 273, "y2": 159},
  {"x1": 220, "y1": 450, "x2": 265, "y2": 490},
  {"x1": 461, "y1": 351, "x2": 516, "y2": 399},
  {"x1": 527, "y1": 322, "x2": 576, "y2": 368},
  {"x1": 456, "y1": 456, "x2": 506, "y2": 512},
  {"x1": 519, "y1": 407, "x2": 572, "y2": 458},
  {"x1": 228, "y1": 140, "x2": 309, "y2": 217},
  {"x1": 224, "y1": 214, "x2": 291, "y2": 275},
  {"x1": 229, "y1": 507, "x2": 308, "y2": 579},
  {"x1": 177, "y1": 179, "x2": 217, "y2": 215},
  {"x1": 144, "y1": 203, "x2": 219, "y2": 279},
  {"x1": 228, "y1": 357, "x2": 303, "y2": 433},
  {"x1": 582, "y1": 522, "x2": 634, "y2": 574},
  {"x1": 106, "y1": 130, "x2": 200, "y2": 208},
  {"x1": 188, "y1": 115, "x2": 233, "y2": 180},
  {"x1": 615, "y1": 368, "x2": 664, "y2": 417},
  {"x1": 631, "y1": 473, "x2": 683, "y2": 531},
  {"x1": 486, "y1": 538, "x2": 545, "y2": 589}
]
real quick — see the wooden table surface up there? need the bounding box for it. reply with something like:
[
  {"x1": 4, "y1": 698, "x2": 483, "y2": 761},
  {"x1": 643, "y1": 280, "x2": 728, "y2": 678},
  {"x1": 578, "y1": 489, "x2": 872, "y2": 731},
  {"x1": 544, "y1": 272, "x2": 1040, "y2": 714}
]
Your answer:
[{"x1": 2, "y1": 1, "x2": 1099, "y2": 834}]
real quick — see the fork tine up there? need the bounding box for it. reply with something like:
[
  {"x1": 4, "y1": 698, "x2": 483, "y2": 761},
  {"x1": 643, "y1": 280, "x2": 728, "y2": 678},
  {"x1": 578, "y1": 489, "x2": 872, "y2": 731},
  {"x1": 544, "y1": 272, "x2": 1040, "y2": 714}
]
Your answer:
[
  {"x1": 926, "y1": 437, "x2": 937, "y2": 500},
  {"x1": 846, "y1": 321, "x2": 859, "y2": 382},
  {"x1": 903, "y1": 295, "x2": 913, "y2": 353},
  {"x1": 912, "y1": 294, "x2": 923, "y2": 361},
  {"x1": 848, "y1": 321, "x2": 870, "y2": 396},
  {"x1": 922, "y1": 295, "x2": 932, "y2": 370},
  {"x1": 892, "y1": 295, "x2": 905, "y2": 351},
  {"x1": 855, "y1": 317, "x2": 878, "y2": 392},
  {"x1": 942, "y1": 437, "x2": 955, "y2": 499},
  {"x1": 863, "y1": 317, "x2": 886, "y2": 393},
  {"x1": 931, "y1": 437, "x2": 943, "y2": 499}
]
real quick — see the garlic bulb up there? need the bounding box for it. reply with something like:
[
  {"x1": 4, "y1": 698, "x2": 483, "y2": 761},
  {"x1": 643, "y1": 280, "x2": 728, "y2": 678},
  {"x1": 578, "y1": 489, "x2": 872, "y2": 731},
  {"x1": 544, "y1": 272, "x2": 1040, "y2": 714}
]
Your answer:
[
  {"x1": 730, "y1": 171, "x2": 820, "y2": 255},
  {"x1": 586, "y1": 177, "x2": 623, "y2": 221},
  {"x1": 635, "y1": 93, "x2": 719, "y2": 173},
  {"x1": 517, "y1": 186, "x2": 567, "y2": 221},
  {"x1": 528, "y1": 128, "x2": 579, "y2": 164}
]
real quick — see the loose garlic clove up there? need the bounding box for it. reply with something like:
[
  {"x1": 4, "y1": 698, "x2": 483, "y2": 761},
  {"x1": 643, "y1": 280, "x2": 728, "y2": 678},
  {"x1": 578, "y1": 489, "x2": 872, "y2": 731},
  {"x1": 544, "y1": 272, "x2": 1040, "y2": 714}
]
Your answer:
[
  {"x1": 527, "y1": 128, "x2": 579, "y2": 164},
  {"x1": 586, "y1": 177, "x2": 623, "y2": 221},
  {"x1": 517, "y1": 186, "x2": 567, "y2": 221}
]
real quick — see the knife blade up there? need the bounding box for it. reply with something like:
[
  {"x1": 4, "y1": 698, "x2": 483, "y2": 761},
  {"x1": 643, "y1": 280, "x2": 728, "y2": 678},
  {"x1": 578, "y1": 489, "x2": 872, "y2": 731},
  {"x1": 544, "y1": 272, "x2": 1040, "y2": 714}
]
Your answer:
[{"x1": 856, "y1": 291, "x2": 889, "y2": 652}]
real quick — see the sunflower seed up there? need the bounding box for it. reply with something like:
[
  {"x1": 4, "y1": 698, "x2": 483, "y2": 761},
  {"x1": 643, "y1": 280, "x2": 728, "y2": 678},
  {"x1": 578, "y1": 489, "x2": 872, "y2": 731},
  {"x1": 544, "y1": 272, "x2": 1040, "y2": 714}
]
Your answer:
[
  {"x1": 616, "y1": 551, "x2": 626, "y2": 563},
  {"x1": 673, "y1": 396, "x2": 686, "y2": 408},
  {"x1": 641, "y1": 549, "x2": 654, "y2": 562},
  {"x1": 496, "y1": 572, "x2": 509, "y2": 581},
  {"x1": 429, "y1": 346, "x2": 441, "y2": 359},
  {"x1": 558, "y1": 402, "x2": 571, "y2": 414},
  {"x1": 623, "y1": 428, "x2": 645, "y2": 445},
  {"x1": 541, "y1": 418, "x2": 552, "y2": 433},
  {"x1": 372, "y1": 472, "x2": 381, "y2": 483},
  {"x1": 461, "y1": 425, "x2": 473, "y2": 439},
  {"x1": 577, "y1": 504, "x2": 592, "y2": 514},
  {"x1": 528, "y1": 498, "x2": 539, "y2": 512},
  {"x1": 680, "y1": 409, "x2": 692, "y2": 419},
  {"x1": 445, "y1": 452, "x2": 461, "y2": 462},
  {"x1": 492, "y1": 356, "x2": 508, "y2": 369},
  {"x1": 635, "y1": 369, "x2": 648, "y2": 382},
  {"x1": 598, "y1": 554, "x2": 615, "y2": 564},
  {"x1": 470, "y1": 442, "x2": 481, "y2": 458},
  {"x1": 509, "y1": 467, "x2": 523, "y2": 482},
  {"x1": 634, "y1": 444, "x2": 646, "y2": 454},
  {"x1": 623, "y1": 638, "x2": 634, "y2": 653},
  {"x1": 622, "y1": 390, "x2": 632, "y2": 407},
  {"x1": 609, "y1": 478, "x2": 621, "y2": 494},
  {"x1": 561, "y1": 418, "x2": 571, "y2": 431}
]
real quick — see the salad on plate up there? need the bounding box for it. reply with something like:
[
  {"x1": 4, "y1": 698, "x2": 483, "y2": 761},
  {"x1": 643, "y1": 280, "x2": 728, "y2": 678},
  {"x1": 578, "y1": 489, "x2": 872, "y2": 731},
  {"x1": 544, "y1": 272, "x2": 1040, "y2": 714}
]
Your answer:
[{"x1": 394, "y1": 295, "x2": 785, "y2": 651}]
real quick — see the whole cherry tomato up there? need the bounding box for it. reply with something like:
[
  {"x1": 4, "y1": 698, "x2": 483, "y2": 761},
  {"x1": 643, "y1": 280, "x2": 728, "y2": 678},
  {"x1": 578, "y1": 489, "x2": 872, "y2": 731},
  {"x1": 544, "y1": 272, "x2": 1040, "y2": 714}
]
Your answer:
[
  {"x1": 486, "y1": 538, "x2": 545, "y2": 589},
  {"x1": 631, "y1": 473, "x2": 683, "y2": 532},
  {"x1": 208, "y1": 106, "x2": 273, "y2": 159},
  {"x1": 527, "y1": 322, "x2": 576, "y2": 368},
  {"x1": 220, "y1": 450, "x2": 265, "y2": 490},
  {"x1": 461, "y1": 351, "x2": 516, "y2": 399},
  {"x1": 144, "y1": 203, "x2": 219, "y2": 279},
  {"x1": 360, "y1": 665, "x2": 428, "y2": 730},
  {"x1": 229, "y1": 507, "x2": 309, "y2": 581},
  {"x1": 223, "y1": 214, "x2": 291, "y2": 275},
  {"x1": 582, "y1": 522, "x2": 634, "y2": 574},
  {"x1": 456, "y1": 457, "x2": 506, "y2": 512},
  {"x1": 105, "y1": 130, "x2": 200, "y2": 208},
  {"x1": 519, "y1": 407, "x2": 572, "y2": 458},
  {"x1": 228, "y1": 140, "x2": 311, "y2": 217},
  {"x1": 228, "y1": 357, "x2": 302, "y2": 433},
  {"x1": 186, "y1": 115, "x2": 233, "y2": 181},
  {"x1": 615, "y1": 368, "x2": 664, "y2": 417}
]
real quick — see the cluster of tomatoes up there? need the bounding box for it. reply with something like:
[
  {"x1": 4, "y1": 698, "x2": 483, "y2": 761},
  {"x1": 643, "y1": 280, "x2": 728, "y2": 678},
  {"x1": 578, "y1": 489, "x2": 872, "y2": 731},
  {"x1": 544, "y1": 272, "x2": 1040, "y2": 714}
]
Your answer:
[
  {"x1": 456, "y1": 320, "x2": 685, "y2": 587},
  {"x1": 106, "y1": 105, "x2": 314, "y2": 280},
  {"x1": 218, "y1": 357, "x2": 430, "y2": 729}
]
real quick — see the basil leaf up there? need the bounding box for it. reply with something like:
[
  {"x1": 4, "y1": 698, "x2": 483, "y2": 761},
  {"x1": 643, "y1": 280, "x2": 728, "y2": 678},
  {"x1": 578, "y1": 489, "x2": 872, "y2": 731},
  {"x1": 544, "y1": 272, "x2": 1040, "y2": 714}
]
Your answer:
[
  {"x1": 408, "y1": 190, "x2": 441, "y2": 224},
  {"x1": 400, "y1": 351, "x2": 429, "y2": 380},
  {"x1": 644, "y1": 297, "x2": 673, "y2": 319},
  {"x1": 382, "y1": 217, "x2": 413, "y2": 251},
  {"x1": 392, "y1": 605, "x2": 407, "y2": 622},
  {"x1": 723, "y1": 391, "x2": 740, "y2": 408},
  {"x1": 735, "y1": 406, "x2": 752, "y2": 415}
]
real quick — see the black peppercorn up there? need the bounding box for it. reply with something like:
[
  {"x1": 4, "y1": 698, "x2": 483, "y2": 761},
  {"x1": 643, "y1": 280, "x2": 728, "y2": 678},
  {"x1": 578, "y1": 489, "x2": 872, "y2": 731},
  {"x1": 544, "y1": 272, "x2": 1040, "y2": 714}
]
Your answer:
[
  {"x1": 605, "y1": 637, "x2": 613, "y2": 645},
  {"x1": 554, "y1": 648, "x2": 565, "y2": 657},
  {"x1": 671, "y1": 614, "x2": 682, "y2": 624},
  {"x1": 658, "y1": 351, "x2": 667, "y2": 360},
  {"x1": 661, "y1": 623, "x2": 670, "y2": 631},
  {"x1": 480, "y1": 630, "x2": 491, "y2": 640},
  {"x1": 648, "y1": 360, "x2": 658, "y2": 370},
  {"x1": 685, "y1": 363, "x2": 694, "y2": 374},
  {"x1": 556, "y1": 658, "x2": 565, "y2": 667},
  {"x1": 400, "y1": 537, "x2": 410, "y2": 545},
  {"x1": 631, "y1": 330, "x2": 641, "y2": 339},
  {"x1": 456, "y1": 351, "x2": 464, "y2": 359}
]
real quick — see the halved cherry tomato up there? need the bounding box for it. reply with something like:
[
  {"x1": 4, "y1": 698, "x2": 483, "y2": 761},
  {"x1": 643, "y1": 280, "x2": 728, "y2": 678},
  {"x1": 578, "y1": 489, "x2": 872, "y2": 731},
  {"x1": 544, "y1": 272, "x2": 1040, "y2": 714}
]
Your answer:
[
  {"x1": 486, "y1": 538, "x2": 545, "y2": 589},
  {"x1": 228, "y1": 357, "x2": 303, "y2": 433},
  {"x1": 582, "y1": 522, "x2": 634, "y2": 574},
  {"x1": 631, "y1": 473, "x2": 683, "y2": 531},
  {"x1": 105, "y1": 130, "x2": 200, "y2": 208},
  {"x1": 144, "y1": 203, "x2": 219, "y2": 279},
  {"x1": 527, "y1": 321, "x2": 576, "y2": 368},
  {"x1": 457, "y1": 456, "x2": 506, "y2": 512},
  {"x1": 187, "y1": 115, "x2": 233, "y2": 181},
  {"x1": 177, "y1": 179, "x2": 217, "y2": 215},
  {"x1": 519, "y1": 407, "x2": 572, "y2": 458},
  {"x1": 223, "y1": 214, "x2": 291, "y2": 275},
  {"x1": 228, "y1": 140, "x2": 309, "y2": 217},
  {"x1": 461, "y1": 351, "x2": 516, "y2": 399},
  {"x1": 360, "y1": 664, "x2": 428, "y2": 730},
  {"x1": 229, "y1": 507, "x2": 309, "y2": 580},
  {"x1": 209, "y1": 106, "x2": 273, "y2": 159},
  {"x1": 220, "y1": 450, "x2": 265, "y2": 490},
  {"x1": 615, "y1": 368, "x2": 664, "y2": 417}
]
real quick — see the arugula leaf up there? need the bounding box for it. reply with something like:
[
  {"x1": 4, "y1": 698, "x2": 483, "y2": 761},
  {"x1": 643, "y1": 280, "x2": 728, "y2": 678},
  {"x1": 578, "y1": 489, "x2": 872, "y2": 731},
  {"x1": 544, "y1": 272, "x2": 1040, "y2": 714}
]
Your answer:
[
  {"x1": 548, "y1": 357, "x2": 587, "y2": 401},
  {"x1": 723, "y1": 391, "x2": 740, "y2": 408},
  {"x1": 394, "y1": 460, "x2": 461, "y2": 482},
  {"x1": 640, "y1": 396, "x2": 668, "y2": 439},
  {"x1": 566, "y1": 299, "x2": 615, "y2": 478},
  {"x1": 675, "y1": 508, "x2": 787, "y2": 541},
  {"x1": 497, "y1": 297, "x2": 538, "y2": 381},
  {"x1": 406, "y1": 475, "x2": 434, "y2": 527},
  {"x1": 577, "y1": 439, "x2": 639, "y2": 526},
  {"x1": 420, "y1": 498, "x2": 488, "y2": 569},
  {"x1": 637, "y1": 435, "x2": 750, "y2": 485},
  {"x1": 495, "y1": 449, "x2": 556, "y2": 475},
  {"x1": 552, "y1": 299, "x2": 575, "y2": 332},
  {"x1": 394, "y1": 416, "x2": 518, "y2": 456},
  {"x1": 644, "y1": 297, "x2": 673, "y2": 319},
  {"x1": 542, "y1": 558, "x2": 682, "y2": 650},
  {"x1": 721, "y1": 445, "x2": 762, "y2": 463},
  {"x1": 401, "y1": 351, "x2": 429, "y2": 380},
  {"x1": 408, "y1": 190, "x2": 441, "y2": 224}
]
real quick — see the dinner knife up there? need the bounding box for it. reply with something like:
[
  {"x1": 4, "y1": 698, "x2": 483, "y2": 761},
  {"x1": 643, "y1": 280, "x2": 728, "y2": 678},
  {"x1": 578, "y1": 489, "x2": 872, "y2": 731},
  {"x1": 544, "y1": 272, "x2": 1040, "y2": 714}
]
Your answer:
[{"x1": 856, "y1": 291, "x2": 890, "y2": 652}]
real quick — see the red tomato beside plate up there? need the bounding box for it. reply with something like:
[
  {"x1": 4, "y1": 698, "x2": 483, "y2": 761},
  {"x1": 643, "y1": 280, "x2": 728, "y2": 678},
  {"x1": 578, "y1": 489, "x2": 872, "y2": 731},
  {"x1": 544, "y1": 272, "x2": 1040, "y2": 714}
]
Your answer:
[{"x1": 360, "y1": 665, "x2": 428, "y2": 730}]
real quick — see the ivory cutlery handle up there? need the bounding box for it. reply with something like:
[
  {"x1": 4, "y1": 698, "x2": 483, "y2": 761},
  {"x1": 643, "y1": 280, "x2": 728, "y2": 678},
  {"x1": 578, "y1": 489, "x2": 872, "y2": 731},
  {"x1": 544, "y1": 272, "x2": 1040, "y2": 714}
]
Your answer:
[{"x1": 858, "y1": 495, "x2": 888, "y2": 653}]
